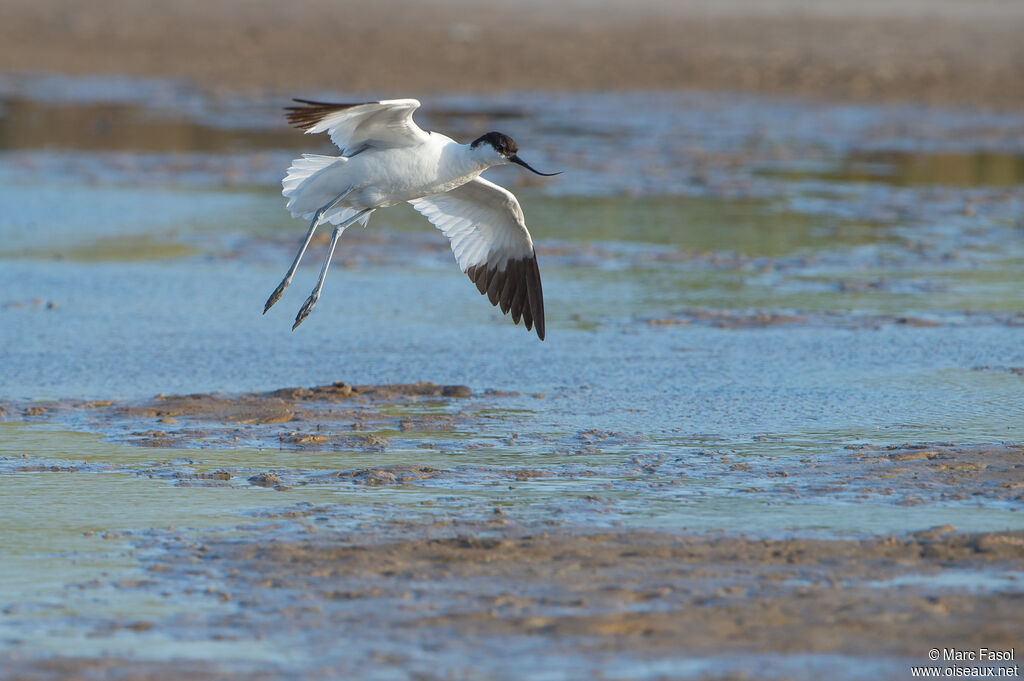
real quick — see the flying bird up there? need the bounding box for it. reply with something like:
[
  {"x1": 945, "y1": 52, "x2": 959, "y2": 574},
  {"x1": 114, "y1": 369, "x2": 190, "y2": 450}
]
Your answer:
[{"x1": 265, "y1": 98, "x2": 559, "y2": 339}]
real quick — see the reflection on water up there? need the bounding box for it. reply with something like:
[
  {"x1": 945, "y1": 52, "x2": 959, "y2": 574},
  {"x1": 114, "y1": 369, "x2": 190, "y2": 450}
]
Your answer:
[
  {"x1": 758, "y1": 149, "x2": 1024, "y2": 187},
  {"x1": 0, "y1": 97, "x2": 303, "y2": 153},
  {"x1": 1, "y1": 234, "x2": 200, "y2": 262},
  {"x1": 529, "y1": 195, "x2": 892, "y2": 255}
]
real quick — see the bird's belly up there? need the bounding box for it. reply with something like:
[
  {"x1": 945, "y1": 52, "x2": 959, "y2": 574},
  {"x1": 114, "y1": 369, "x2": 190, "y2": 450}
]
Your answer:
[
  {"x1": 355, "y1": 174, "x2": 478, "y2": 208},
  {"x1": 348, "y1": 149, "x2": 479, "y2": 208}
]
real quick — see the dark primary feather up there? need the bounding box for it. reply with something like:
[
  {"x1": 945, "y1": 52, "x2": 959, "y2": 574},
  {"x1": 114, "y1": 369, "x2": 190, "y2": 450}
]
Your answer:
[
  {"x1": 466, "y1": 255, "x2": 545, "y2": 340},
  {"x1": 284, "y1": 99, "x2": 368, "y2": 131}
]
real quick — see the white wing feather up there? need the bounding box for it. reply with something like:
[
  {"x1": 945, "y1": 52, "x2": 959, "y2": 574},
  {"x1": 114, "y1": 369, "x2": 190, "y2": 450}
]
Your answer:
[
  {"x1": 410, "y1": 177, "x2": 545, "y2": 339},
  {"x1": 409, "y1": 177, "x2": 535, "y2": 273},
  {"x1": 287, "y1": 99, "x2": 429, "y2": 155}
]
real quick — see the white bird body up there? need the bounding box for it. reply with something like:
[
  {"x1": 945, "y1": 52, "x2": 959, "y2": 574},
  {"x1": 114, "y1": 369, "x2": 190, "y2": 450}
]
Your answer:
[
  {"x1": 284, "y1": 134, "x2": 487, "y2": 215},
  {"x1": 266, "y1": 98, "x2": 557, "y2": 339}
]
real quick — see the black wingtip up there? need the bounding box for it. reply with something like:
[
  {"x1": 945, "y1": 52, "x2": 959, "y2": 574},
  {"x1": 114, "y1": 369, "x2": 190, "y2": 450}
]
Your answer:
[
  {"x1": 283, "y1": 99, "x2": 368, "y2": 131},
  {"x1": 467, "y1": 254, "x2": 545, "y2": 340}
]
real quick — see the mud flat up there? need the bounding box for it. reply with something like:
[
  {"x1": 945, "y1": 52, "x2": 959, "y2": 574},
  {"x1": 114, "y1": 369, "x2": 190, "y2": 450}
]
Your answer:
[
  {"x1": 3, "y1": 383, "x2": 1022, "y2": 680},
  {"x1": 4, "y1": 381, "x2": 475, "y2": 450},
  {"x1": 3, "y1": 523, "x2": 1023, "y2": 680},
  {"x1": 6, "y1": 384, "x2": 1023, "y2": 515},
  {"x1": 1, "y1": 0, "x2": 1024, "y2": 108}
]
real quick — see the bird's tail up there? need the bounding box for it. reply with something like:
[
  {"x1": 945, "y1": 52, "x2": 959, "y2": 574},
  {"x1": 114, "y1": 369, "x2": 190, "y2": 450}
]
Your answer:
[
  {"x1": 281, "y1": 154, "x2": 370, "y2": 227},
  {"x1": 282, "y1": 154, "x2": 338, "y2": 203}
]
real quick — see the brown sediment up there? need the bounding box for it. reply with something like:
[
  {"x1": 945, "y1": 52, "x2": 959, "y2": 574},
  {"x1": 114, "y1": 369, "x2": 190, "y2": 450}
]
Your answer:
[
  {"x1": 839, "y1": 443, "x2": 1024, "y2": 506},
  {"x1": 644, "y1": 309, "x2": 1024, "y2": 330},
  {"x1": 973, "y1": 365, "x2": 1024, "y2": 377},
  {"x1": 330, "y1": 465, "x2": 443, "y2": 487},
  {"x1": 116, "y1": 381, "x2": 471, "y2": 423},
  {"x1": 631, "y1": 441, "x2": 1024, "y2": 508},
  {"x1": 7, "y1": 385, "x2": 1023, "y2": 507},
  {"x1": 4, "y1": 384, "x2": 1023, "y2": 678},
  {"x1": 0, "y1": 0, "x2": 1023, "y2": 109},
  {"x1": 5, "y1": 381, "x2": 475, "y2": 449},
  {"x1": 8, "y1": 527, "x2": 1021, "y2": 680},
  {"x1": 1, "y1": 658, "x2": 279, "y2": 681},
  {"x1": 647, "y1": 309, "x2": 812, "y2": 328}
]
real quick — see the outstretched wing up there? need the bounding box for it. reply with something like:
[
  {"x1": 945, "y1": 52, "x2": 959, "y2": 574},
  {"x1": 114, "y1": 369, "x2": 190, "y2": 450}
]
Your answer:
[
  {"x1": 285, "y1": 98, "x2": 429, "y2": 155},
  {"x1": 410, "y1": 178, "x2": 545, "y2": 340}
]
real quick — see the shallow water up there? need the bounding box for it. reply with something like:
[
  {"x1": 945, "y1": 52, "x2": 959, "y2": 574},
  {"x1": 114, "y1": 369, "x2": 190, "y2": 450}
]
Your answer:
[{"x1": 1, "y1": 75, "x2": 1022, "y2": 676}]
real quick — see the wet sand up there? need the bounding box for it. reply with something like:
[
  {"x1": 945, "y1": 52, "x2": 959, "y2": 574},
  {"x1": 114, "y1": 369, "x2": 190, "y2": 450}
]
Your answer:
[
  {"x1": 2, "y1": 0, "x2": 1024, "y2": 108},
  {"x1": 7, "y1": 386, "x2": 1024, "y2": 511},
  {"x1": 148, "y1": 527, "x2": 1022, "y2": 657},
  {"x1": 5, "y1": 382, "x2": 1023, "y2": 679},
  {"x1": 4, "y1": 519, "x2": 1023, "y2": 679}
]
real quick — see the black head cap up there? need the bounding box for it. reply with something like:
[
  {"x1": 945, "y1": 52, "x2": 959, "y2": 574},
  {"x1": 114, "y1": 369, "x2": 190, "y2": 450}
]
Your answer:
[{"x1": 471, "y1": 131, "x2": 518, "y2": 156}]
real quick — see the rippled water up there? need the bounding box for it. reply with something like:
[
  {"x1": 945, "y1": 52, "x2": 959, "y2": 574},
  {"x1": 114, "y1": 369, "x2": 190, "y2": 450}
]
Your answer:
[{"x1": 1, "y1": 75, "x2": 1023, "y2": 675}]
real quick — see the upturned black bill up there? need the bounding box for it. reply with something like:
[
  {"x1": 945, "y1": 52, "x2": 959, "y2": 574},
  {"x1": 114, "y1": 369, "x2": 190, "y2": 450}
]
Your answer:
[{"x1": 510, "y1": 155, "x2": 562, "y2": 176}]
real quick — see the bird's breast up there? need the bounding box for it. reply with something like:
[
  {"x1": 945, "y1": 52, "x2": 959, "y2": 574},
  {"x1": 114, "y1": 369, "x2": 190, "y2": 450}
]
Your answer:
[{"x1": 349, "y1": 143, "x2": 481, "y2": 208}]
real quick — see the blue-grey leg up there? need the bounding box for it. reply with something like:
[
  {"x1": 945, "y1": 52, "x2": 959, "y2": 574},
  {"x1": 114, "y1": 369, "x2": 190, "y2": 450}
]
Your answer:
[
  {"x1": 264, "y1": 191, "x2": 352, "y2": 314},
  {"x1": 292, "y1": 208, "x2": 373, "y2": 330}
]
